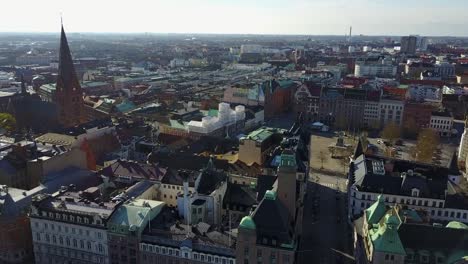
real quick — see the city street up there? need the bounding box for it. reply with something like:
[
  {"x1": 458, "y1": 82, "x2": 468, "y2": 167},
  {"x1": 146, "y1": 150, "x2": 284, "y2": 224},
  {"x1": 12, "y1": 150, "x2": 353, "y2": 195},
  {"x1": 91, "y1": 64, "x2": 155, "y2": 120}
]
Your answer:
[{"x1": 297, "y1": 173, "x2": 354, "y2": 264}]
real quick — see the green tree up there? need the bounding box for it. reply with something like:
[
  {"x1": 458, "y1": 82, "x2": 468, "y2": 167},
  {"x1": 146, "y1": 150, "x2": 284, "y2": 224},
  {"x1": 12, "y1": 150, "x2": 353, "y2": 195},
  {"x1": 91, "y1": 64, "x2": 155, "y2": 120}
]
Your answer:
[
  {"x1": 381, "y1": 122, "x2": 401, "y2": 144},
  {"x1": 0, "y1": 113, "x2": 16, "y2": 133}
]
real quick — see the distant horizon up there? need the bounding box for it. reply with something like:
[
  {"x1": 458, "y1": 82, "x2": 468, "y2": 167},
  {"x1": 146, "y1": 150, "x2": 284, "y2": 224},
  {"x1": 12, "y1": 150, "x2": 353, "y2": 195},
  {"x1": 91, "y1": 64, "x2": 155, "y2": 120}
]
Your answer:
[
  {"x1": 1, "y1": 31, "x2": 467, "y2": 39},
  {"x1": 2, "y1": 0, "x2": 468, "y2": 37}
]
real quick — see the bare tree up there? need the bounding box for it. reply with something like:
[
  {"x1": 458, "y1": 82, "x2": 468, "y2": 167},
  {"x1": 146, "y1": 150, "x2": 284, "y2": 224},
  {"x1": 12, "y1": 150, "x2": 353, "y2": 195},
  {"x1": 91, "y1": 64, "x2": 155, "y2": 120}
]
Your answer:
[
  {"x1": 338, "y1": 157, "x2": 349, "y2": 174},
  {"x1": 381, "y1": 122, "x2": 401, "y2": 144},
  {"x1": 318, "y1": 151, "x2": 328, "y2": 169},
  {"x1": 414, "y1": 128, "x2": 440, "y2": 163}
]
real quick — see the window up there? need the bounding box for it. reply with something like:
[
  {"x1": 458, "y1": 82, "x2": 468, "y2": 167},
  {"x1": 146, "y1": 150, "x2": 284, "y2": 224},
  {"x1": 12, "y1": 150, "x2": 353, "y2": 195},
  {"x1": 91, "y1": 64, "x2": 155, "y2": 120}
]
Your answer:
[
  {"x1": 45, "y1": 234, "x2": 50, "y2": 242},
  {"x1": 73, "y1": 239, "x2": 77, "y2": 247},
  {"x1": 87, "y1": 242, "x2": 91, "y2": 250},
  {"x1": 36, "y1": 233, "x2": 41, "y2": 241},
  {"x1": 390, "y1": 255, "x2": 394, "y2": 260},
  {"x1": 59, "y1": 237, "x2": 63, "y2": 245},
  {"x1": 270, "y1": 253, "x2": 277, "y2": 264},
  {"x1": 44, "y1": 223, "x2": 48, "y2": 229},
  {"x1": 80, "y1": 240, "x2": 84, "y2": 249},
  {"x1": 98, "y1": 244, "x2": 103, "y2": 252},
  {"x1": 385, "y1": 254, "x2": 389, "y2": 260},
  {"x1": 66, "y1": 238, "x2": 70, "y2": 246}
]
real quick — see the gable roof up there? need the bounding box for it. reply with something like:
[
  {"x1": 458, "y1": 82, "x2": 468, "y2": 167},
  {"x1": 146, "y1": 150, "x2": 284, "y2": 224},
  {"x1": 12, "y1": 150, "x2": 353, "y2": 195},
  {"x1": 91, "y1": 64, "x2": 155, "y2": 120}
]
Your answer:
[
  {"x1": 366, "y1": 194, "x2": 387, "y2": 225},
  {"x1": 370, "y1": 214, "x2": 406, "y2": 255}
]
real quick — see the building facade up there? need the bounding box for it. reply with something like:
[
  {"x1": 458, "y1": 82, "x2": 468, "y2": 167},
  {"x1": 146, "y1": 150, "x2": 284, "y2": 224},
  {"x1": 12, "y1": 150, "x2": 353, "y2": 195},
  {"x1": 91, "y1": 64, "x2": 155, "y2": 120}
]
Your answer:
[
  {"x1": 430, "y1": 111, "x2": 454, "y2": 137},
  {"x1": 379, "y1": 100, "x2": 404, "y2": 126},
  {"x1": 30, "y1": 190, "x2": 115, "y2": 264},
  {"x1": 348, "y1": 154, "x2": 468, "y2": 225}
]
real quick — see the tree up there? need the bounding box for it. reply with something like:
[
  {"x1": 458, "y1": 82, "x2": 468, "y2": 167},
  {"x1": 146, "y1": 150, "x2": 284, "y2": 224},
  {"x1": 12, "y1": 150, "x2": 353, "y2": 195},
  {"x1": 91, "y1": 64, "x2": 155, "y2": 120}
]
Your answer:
[
  {"x1": 0, "y1": 113, "x2": 16, "y2": 133},
  {"x1": 414, "y1": 128, "x2": 440, "y2": 163},
  {"x1": 338, "y1": 157, "x2": 349, "y2": 174},
  {"x1": 381, "y1": 122, "x2": 401, "y2": 144},
  {"x1": 361, "y1": 131, "x2": 369, "y2": 148},
  {"x1": 318, "y1": 151, "x2": 328, "y2": 169},
  {"x1": 335, "y1": 114, "x2": 347, "y2": 130},
  {"x1": 402, "y1": 117, "x2": 419, "y2": 139}
]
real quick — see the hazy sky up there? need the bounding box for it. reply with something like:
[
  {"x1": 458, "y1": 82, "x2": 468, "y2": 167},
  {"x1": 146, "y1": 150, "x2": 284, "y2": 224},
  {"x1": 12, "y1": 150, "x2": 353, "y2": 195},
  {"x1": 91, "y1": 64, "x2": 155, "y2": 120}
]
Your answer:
[{"x1": 2, "y1": 0, "x2": 468, "y2": 36}]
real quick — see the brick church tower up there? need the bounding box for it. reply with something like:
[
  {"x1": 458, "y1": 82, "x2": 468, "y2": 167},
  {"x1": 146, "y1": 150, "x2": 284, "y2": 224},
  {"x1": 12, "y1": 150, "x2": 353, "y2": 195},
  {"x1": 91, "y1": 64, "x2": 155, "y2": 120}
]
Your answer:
[{"x1": 54, "y1": 24, "x2": 86, "y2": 128}]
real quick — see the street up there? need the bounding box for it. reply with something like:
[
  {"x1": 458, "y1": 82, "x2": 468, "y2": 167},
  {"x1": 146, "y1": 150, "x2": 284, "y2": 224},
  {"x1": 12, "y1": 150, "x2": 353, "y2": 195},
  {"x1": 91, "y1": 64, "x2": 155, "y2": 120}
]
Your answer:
[{"x1": 297, "y1": 172, "x2": 353, "y2": 264}]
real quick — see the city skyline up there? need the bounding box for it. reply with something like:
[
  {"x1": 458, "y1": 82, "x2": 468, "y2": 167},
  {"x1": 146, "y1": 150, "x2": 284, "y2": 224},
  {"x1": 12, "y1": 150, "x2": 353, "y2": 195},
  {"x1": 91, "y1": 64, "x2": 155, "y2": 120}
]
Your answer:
[{"x1": 2, "y1": 0, "x2": 468, "y2": 36}]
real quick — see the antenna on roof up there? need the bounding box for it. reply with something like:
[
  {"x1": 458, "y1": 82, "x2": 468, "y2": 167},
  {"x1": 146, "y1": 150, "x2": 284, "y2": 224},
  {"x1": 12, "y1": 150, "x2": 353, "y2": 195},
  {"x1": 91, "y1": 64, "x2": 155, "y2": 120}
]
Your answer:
[{"x1": 60, "y1": 12, "x2": 63, "y2": 26}]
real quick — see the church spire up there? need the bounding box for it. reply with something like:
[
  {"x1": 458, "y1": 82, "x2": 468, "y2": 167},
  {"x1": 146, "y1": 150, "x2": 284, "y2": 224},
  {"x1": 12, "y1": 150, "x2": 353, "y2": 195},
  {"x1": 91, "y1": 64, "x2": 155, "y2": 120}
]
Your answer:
[
  {"x1": 54, "y1": 23, "x2": 85, "y2": 128},
  {"x1": 57, "y1": 24, "x2": 80, "y2": 92}
]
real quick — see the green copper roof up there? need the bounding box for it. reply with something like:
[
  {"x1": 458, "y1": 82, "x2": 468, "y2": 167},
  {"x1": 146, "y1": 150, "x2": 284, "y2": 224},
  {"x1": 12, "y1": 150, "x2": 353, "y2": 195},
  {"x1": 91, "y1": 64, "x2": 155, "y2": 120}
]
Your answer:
[
  {"x1": 239, "y1": 216, "x2": 256, "y2": 230},
  {"x1": 280, "y1": 153, "x2": 296, "y2": 167},
  {"x1": 447, "y1": 250, "x2": 468, "y2": 264},
  {"x1": 244, "y1": 127, "x2": 276, "y2": 142},
  {"x1": 264, "y1": 190, "x2": 277, "y2": 200},
  {"x1": 369, "y1": 214, "x2": 405, "y2": 256},
  {"x1": 108, "y1": 199, "x2": 165, "y2": 235},
  {"x1": 446, "y1": 221, "x2": 468, "y2": 230},
  {"x1": 207, "y1": 109, "x2": 219, "y2": 117},
  {"x1": 278, "y1": 80, "x2": 295, "y2": 88},
  {"x1": 365, "y1": 194, "x2": 387, "y2": 225}
]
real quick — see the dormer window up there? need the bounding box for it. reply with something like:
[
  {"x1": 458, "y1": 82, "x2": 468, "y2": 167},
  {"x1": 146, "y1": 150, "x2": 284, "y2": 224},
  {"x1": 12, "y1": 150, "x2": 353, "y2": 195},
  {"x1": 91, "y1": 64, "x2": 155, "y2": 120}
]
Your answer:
[{"x1": 411, "y1": 188, "x2": 419, "y2": 197}]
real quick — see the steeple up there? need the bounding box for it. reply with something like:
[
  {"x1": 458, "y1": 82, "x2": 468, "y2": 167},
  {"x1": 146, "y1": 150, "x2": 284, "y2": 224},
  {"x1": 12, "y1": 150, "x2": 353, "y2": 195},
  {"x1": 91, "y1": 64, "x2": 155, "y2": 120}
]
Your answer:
[
  {"x1": 20, "y1": 74, "x2": 26, "y2": 94},
  {"x1": 448, "y1": 151, "x2": 460, "y2": 175},
  {"x1": 57, "y1": 24, "x2": 81, "y2": 93},
  {"x1": 353, "y1": 137, "x2": 364, "y2": 159},
  {"x1": 54, "y1": 23, "x2": 85, "y2": 128}
]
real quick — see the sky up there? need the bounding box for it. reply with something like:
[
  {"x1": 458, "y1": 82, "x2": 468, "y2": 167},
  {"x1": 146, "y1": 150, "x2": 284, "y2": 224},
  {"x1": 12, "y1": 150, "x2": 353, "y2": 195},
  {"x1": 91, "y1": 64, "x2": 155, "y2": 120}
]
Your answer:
[{"x1": 2, "y1": 0, "x2": 468, "y2": 36}]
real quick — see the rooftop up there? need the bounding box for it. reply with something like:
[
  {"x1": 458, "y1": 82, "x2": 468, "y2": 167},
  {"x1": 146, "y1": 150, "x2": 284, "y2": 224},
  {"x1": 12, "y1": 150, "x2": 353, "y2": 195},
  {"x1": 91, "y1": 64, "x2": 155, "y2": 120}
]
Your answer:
[{"x1": 242, "y1": 127, "x2": 281, "y2": 143}]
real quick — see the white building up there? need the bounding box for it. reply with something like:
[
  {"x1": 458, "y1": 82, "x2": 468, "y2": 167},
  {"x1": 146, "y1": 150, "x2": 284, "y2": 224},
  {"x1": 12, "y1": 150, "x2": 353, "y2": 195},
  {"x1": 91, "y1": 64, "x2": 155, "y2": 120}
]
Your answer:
[
  {"x1": 30, "y1": 189, "x2": 115, "y2": 264},
  {"x1": 354, "y1": 57, "x2": 397, "y2": 77},
  {"x1": 408, "y1": 85, "x2": 441, "y2": 102},
  {"x1": 169, "y1": 59, "x2": 190, "y2": 68},
  {"x1": 187, "y1": 103, "x2": 245, "y2": 135},
  {"x1": 363, "y1": 101, "x2": 380, "y2": 128},
  {"x1": 379, "y1": 100, "x2": 404, "y2": 126},
  {"x1": 240, "y1": 44, "x2": 262, "y2": 54},
  {"x1": 430, "y1": 111, "x2": 454, "y2": 137},
  {"x1": 348, "y1": 154, "x2": 468, "y2": 224},
  {"x1": 458, "y1": 120, "x2": 468, "y2": 163},
  {"x1": 177, "y1": 160, "x2": 227, "y2": 225}
]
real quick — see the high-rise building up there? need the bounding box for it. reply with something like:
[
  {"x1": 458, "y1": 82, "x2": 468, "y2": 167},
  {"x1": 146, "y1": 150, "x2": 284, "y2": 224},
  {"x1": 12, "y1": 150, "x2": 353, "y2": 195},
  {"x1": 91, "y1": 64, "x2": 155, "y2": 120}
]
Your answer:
[
  {"x1": 400, "y1": 36, "x2": 417, "y2": 54},
  {"x1": 54, "y1": 24, "x2": 86, "y2": 128}
]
